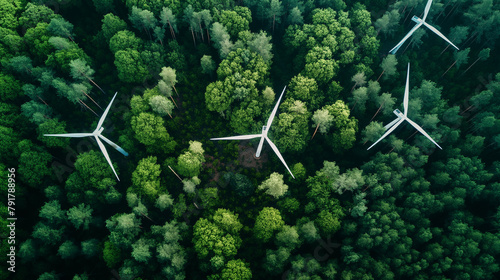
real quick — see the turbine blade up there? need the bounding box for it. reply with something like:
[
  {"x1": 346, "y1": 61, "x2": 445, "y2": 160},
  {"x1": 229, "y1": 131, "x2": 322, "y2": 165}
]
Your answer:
[
  {"x1": 98, "y1": 135, "x2": 129, "y2": 156},
  {"x1": 95, "y1": 136, "x2": 120, "y2": 181},
  {"x1": 367, "y1": 118, "x2": 405, "y2": 150},
  {"x1": 266, "y1": 86, "x2": 287, "y2": 129},
  {"x1": 404, "y1": 63, "x2": 410, "y2": 117},
  {"x1": 422, "y1": 0, "x2": 433, "y2": 21},
  {"x1": 265, "y1": 137, "x2": 295, "y2": 179},
  {"x1": 384, "y1": 117, "x2": 402, "y2": 130},
  {"x1": 389, "y1": 22, "x2": 423, "y2": 54},
  {"x1": 255, "y1": 136, "x2": 266, "y2": 158},
  {"x1": 211, "y1": 134, "x2": 263, "y2": 141},
  {"x1": 44, "y1": 133, "x2": 93, "y2": 138},
  {"x1": 97, "y1": 92, "x2": 118, "y2": 130},
  {"x1": 422, "y1": 21, "x2": 459, "y2": 50},
  {"x1": 405, "y1": 118, "x2": 442, "y2": 149}
]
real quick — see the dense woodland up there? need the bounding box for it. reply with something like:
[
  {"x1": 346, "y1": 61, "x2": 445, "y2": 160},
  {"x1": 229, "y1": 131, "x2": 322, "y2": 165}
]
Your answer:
[{"x1": 1, "y1": 0, "x2": 499, "y2": 279}]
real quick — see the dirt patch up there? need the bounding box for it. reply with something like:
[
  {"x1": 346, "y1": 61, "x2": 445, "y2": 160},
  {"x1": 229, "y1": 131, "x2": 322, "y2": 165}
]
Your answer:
[{"x1": 238, "y1": 141, "x2": 268, "y2": 170}]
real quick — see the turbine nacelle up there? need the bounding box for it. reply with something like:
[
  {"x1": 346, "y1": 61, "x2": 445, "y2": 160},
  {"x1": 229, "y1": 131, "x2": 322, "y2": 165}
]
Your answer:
[
  {"x1": 411, "y1": 15, "x2": 423, "y2": 24},
  {"x1": 389, "y1": 0, "x2": 459, "y2": 54},
  {"x1": 211, "y1": 86, "x2": 295, "y2": 178},
  {"x1": 44, "y1": 92, "x2": 129, "y2": 180},
  {"x1": 93, "y1": 126, "x2": 104, "y2": 136},
  {"x1": 393, "y1": 109, "x2": 404, "y2": 118},
  {"x1": 368, "y1": 63, "x2": 442, "y2": 150}
]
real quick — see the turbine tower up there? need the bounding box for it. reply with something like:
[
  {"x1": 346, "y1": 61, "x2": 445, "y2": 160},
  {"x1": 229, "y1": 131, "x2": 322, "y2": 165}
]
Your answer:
[
  {"x1": 389, "y1": 0, "x2": 459, "y2": 54},
  {"x1": 44, "y1": 92, "x2": 129, "y2": 180},
  {"x1": 211, "y1": 86, "x2": 295, "y2": 178},
  {"x1": 367, "y1": 63, "x2": 442, "y2": 150}
]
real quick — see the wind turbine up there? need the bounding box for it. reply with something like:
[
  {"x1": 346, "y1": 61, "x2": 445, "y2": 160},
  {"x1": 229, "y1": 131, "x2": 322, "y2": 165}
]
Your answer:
[
  {"x1": 211, "y1": 86, "x2": 295, "y2": 179},
  {"x1": 44, "y1": 92, "x2": 129, "y2": 180},
  {"x1": 367, "y1": 63, "x2": 442, "y2": 150},
  {"x1": 389, "y1": 0, "x2": 459, "y2": 54}
]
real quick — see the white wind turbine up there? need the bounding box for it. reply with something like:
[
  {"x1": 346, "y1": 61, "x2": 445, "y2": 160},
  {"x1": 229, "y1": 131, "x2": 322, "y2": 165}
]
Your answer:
[
  {"x1": 211, "y1": 86, "x2": 295, "y2": 178},
  {"x1": 367, "y1": 63, "x2": 442, "y2": 150},
  {"x1": 389, "y1": 0, "x2": 459, "y2": 54},
  {"x1": 44, "y1": 92, "x2": 129, "y2": 180}
]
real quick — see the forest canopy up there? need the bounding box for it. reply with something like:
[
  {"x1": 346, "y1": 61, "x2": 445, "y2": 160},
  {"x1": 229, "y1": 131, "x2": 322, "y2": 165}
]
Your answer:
[{"x1": 1, "y1": 0, "x2": 499, "y2": 279}]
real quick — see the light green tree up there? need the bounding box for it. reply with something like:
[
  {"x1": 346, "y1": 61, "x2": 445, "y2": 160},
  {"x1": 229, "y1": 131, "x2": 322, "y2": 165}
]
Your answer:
[
  {"x1": 150, "y1": 95, "x2": 174, "y2": 118},
  {"x1": 258, "y1": 172, "x2": 289, "y2": 199}
]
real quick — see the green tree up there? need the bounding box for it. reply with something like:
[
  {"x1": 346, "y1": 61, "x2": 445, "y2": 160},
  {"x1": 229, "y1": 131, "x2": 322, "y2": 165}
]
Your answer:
[
  {"x1": 275, "y1": 225, "x2": 300, "y2": 249},
  {"x1": 160, "y1": 7, "x2": 177, "y2": 39},
  {"x1": 274, "y1": 99, "x2": 310, "y2": 152},
  {"x1": 258, "y1": 172, "x2": 289, "y2": 199},
  {"x1": 109, "y1": 30, "x2": 139, "y2": 55},
  {"x1": 149, "y1": 95, "x2": 174, "y2": 118},
  {"x1": 129, "y1": 6, "x2": 157, "y2": 38},
  {"x1": 18, "y1": 239, "x2": 37, "y2": 263},
  {"x1": 268, "y1": 0, "x2": 283, "y2": 32},
  {"x1": 351, "y1": 72, "x2": 366, "y2": 91},
  {"x1": 219, "y1": 7, "x2": 251, "y2": 38},
  {"x1": 374, "y1": 10, "x2": 400, "y2": 36},
  {"x1": 332, "y1": 168, "x2": 365, "y2": 194},
  {"x1": 106, "y1": 213, "x2": 142, "y2": 248},
  {"x1": 220, "y1": 259, "x2": 252, "y2": 280},
  {"x1": 102, "y1": 13, "x2": 127, "y2": 41},
  {"x1": 67, "y1": 204, "x2": 93, "y2": 230},
  {"x1": 130, "y1": 112, "x2": 176, "y2": 153},
  {"x1": 311, "y1": 108, "x2": 334, "y2": 139},
  {"x1": 247, "y1": 31, "x2": 273, "y2": 62},
  {"x1": 263, "y1": 247, "x2": 291, "y2": 274},
  {"x1": 299, "y1": 221, "x2": 320, "y2": 243},
  {"x1": 379, "y1": 55, "x2": 398, "y2": 81},
  {"x1": 287, "y1": 6, "x2": 303, "y2": 25},
  {"x1": 19, "y1": 3, "x2": 57, "y2": 29},
  {"x1": 155, "y1": 193, "x2": 174, "y2": 211},
  {"x1": 131, "y1": 238, "x2": 151, "y2": 263},
  {"x1": 47, "y1": 18, "x2": 74, "y2": 41},
  {"x1": 21, "y1": 100, "x2": 52, "y2": 125},
  {"x1": 39, "y1": 200, "x2": 66, "y2": 225},
  {"x1": 192, "y1": 218, "x2": 241, "y2": 259},
  {"x1": 103, "y1": 240, "x2": 122, "y2": 268},
  {"x1": 114, "y1": 48, "x2": 149, "y2": 83},
  {"x1": 32, "y1": 222, "x2": 64, "y2": 245},
  {"x1": 81, "y1": 239, "x2": 100, "y2": 258},
  {"x1": 361, "y1": 121, "x2": 385, "y2": 145},
  {"x1": 213, "y1": 208, "x2": 243, "y2": 235},
  {"x1": 0, "y1": 73, "x2": 22, "y2": 101},
  {"x1": 159, "y1": 67, "x2": 179, "y2": 96},
  {"x1": 0, "y1": 0, "x2": 20, "y2": 29},
  {"x1": 201, "y1": 55, "x2": 216, "y2": 75},
  {"x1": 18, "y1": 147, "x2": 52, "y2": 187},
  {"x1": 65, "y1": 150, "x2": 117, "y2": 205},
  {"x1": 177, "y1": 141, "x2": 205, "y2": 177},
  {"x1": 182, "y1": 176, "x2": 201, "y2": 194},
  {"x1": 254, "y1": 207, "x2": 285, "y2": 243},
  {"x1": 322, "y1": 101, "x2": 358, "y2": 150},
  {"x1": 131, "y1": 156, "x2": 161, "y2": 200},
  {"x1": 303, "y1": 46, "x2": 338, "y2": 85},
  {"x1": 58, "y1": 240, "x2": 79, "y2": 259},
  {"x1": 315, "y1": 209, "x2": 342, "y2": 236}
]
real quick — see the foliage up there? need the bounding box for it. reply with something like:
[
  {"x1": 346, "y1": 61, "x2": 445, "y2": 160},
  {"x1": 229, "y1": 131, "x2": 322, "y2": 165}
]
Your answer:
[
  {"x1": 253, "y1": 207, "x2": 285, "y2": 243},
  {"x1": 4, "y1": 2, "x2": 500, "y2": 279},
  {"x1": 258, "y1": 172, "x2": 289, "y2": 199}
]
